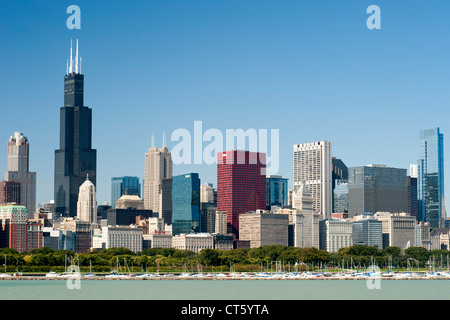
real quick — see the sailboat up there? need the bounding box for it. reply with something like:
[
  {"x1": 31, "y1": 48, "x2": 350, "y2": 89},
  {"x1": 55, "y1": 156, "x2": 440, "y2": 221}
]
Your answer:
[
  {"x1": 0, "y1": 255, "x2": 11, "y2": 278},
  {"x1": 84, "y1": 260, "x2": 96, "y2": 277}
]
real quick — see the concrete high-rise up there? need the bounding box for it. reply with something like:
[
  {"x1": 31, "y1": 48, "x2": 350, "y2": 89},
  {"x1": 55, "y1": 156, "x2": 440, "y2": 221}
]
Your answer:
[
  {"x1": 4, "y1": 132, "x2": 37, "y2": 218},
  {"x1": 417, "y1": 128, "x2": 445, "y2": 228},
  {"x1": 54, "y1": 40, "x2": 97, "y2": 217},
  {"x1": 143, "y1": 145, "x2": 172, "y2": 216},
  {"x1": 293, "y1": 141, "x2": 332, "y2": 218},
  {"x1": 217, "y1": 150, "x2": 266, "y2": 238}
]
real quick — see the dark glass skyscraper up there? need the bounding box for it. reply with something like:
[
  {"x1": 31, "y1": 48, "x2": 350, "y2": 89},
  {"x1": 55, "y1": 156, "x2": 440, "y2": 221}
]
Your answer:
[
  {"x1": 418, "y1": 128, "x2": 445, "y2": 228},
  {"x1": 54, "y1": 40, "x2": 97, "y2": 217}
]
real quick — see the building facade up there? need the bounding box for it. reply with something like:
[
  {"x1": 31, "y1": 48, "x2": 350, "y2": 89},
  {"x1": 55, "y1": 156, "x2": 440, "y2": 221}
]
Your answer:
[
  {"x1": 319, "y1": 218, "x2": 353, "y2": 253},
  {"x1": 352, "y1": 213, "x2": 383, "y2": 249},
  {"x1": 0, "y1": 204, "x2": 28, "y2": 253},
  {"x1": 217, "y1": 150, "x2": 266, "y2": 238},
  {"x1": 293, "y1": 141, "x2": 332, "y2": 218},
  {"x1": 238, "y1": 211, "x2": 289, "y2": 248},
  {"x1": 172, "y1": 233, "x2": 214, "y2": 253},
  {"x1": 348, "y1": 165, "x2": 408, "y2": 216},
  {"x1": 333, "y1": 180, "x2": 348, "y2": 213},
  {"x1": 0, "y1": 181, "x2": 21, "y2": 205},
  {"x1": 374, "y1": 212, "x2": 417, "y2": 249}
]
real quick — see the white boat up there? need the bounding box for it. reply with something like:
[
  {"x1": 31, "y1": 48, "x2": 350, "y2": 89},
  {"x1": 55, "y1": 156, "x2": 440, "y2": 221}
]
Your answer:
[{"x1": 45, "y1": 271, "x2": 59, "y2": 278}]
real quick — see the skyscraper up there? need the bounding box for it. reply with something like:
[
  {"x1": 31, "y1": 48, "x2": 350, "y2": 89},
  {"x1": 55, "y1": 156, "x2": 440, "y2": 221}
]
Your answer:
[
  {"x1": 171, "y1": 173, "x2": 200, "y2": 235},
  {"x1": 54, "y1": 39, "x2": 97, "y2": 217},
  {"x1": 217, "y1": 150, "x2": 266, "y2": 238},
  {"x1": 77, "y1": 175, "x2": 97, "y2": 224},
  {"x1": 111, "y1": 176, "x2": 141, "y2": 208},
  {"x1": 417, "y1": 128, "x2": 445, "y2": 228},
  {"x1": 143, "y1": 145, "x2": 172, "y2": 216},
  {"x1": 4, "y1": 132, "x2": 37, "y2": 218},
  {"x1": 293, "y1": 141, "x2": 332, "y2": 218}
]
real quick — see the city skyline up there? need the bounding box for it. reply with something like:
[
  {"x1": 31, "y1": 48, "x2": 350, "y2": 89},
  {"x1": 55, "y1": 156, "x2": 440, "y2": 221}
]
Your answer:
[{"x1": 0, "y1": 1, "x2": 449, "y2": 211}]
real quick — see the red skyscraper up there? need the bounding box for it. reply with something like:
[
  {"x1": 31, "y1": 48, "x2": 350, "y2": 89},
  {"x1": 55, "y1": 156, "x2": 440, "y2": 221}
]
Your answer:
[{"x1": 217, "y1": 150, "x2": 266, "y2": 238}]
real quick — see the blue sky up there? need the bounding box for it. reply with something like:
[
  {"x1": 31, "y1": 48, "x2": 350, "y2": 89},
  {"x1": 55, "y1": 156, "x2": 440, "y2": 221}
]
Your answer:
[{"x1": 0, "y1": 0, "x2": 449, "y2": 207}]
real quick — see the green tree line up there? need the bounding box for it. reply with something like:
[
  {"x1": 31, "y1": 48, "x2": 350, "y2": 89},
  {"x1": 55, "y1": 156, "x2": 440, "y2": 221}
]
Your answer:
[{"x1": 0, "y1": 245, "x2": 448, "y2": 273}]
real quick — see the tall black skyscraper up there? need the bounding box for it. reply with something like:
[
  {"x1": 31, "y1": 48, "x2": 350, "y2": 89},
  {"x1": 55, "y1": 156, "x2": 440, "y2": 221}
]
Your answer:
[{"x1": 54, "y1": 39, "x2": 97, "y2": 217}]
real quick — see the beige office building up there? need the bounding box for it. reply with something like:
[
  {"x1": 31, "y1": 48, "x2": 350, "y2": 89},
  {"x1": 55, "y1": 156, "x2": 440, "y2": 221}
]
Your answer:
[
  {"x1": 319, "y1": 218, "x2": 353, "y2": 253},
  {"x1": 96, "y1": 225, "x2": 143, "y2": 253},
  {"x1": 172, "y1": 233, "x2": 214, "y2": 253},
  {"x1": 374, "y1": 212, "x2": 417, "y2": 249},
  {"x1": 239, "y1": 210, "x2": 289, "y2": 248},
  {"x1": 215, "y1": 211, "x2": 227, "y2": 235},
  {"x1": 143, "y1": 146, "x2": 172, "y2": 217}
]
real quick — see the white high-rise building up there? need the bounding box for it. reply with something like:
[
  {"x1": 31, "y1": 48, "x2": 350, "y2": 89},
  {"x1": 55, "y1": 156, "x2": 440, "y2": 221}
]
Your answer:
[
  {"x1": 409, "y1": 164, "x2": 418, "y2": 178},
  {"x1": 5, "y1": 132, "x2": 37, "y2": 218},
  {"x1": 293, "y1": 141, "x2": 332, "y2": 218},
  {"x1": 76, "y1": 175, "x2": 97, "y2": 224},
  {"x1": 143, "y1": 145, "x2": 172, "y2": 216}
]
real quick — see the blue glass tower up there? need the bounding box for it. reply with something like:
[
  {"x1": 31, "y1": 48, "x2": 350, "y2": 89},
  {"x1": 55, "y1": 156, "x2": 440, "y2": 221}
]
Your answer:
[
  {"x1": 172, "y1": 173, "x2": 200, "y2": 235},
  {"x1": 266, "y1": 175, "x2": 288, "y2": 208},
  {"x1": 417, "y1": 128, "x2": 444, "y2": 228},
  {"x1": 111, "y1": 176, "x2": 141, "y2": 208}
]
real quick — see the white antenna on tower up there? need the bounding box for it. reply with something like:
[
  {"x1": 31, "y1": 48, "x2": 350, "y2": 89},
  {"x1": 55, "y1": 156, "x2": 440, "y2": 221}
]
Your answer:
[
  {"x1": 163, "y1": 131, "x2": 167, "y2": 148},
  {"x1": 66, "y1": 59, "x2": 69, "y2": 75},
  {"x1": 69, "y1": 39, "x2": 73, "y2": 74},
  {"x1": 75, "y1": 39, "x2": 79, "y2": 74},
  {"x1": 151, "y1": 133, "x2": 155, "y2": 148}
]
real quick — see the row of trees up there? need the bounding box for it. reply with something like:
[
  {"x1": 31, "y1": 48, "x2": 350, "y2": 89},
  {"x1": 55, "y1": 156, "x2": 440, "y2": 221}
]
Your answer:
[{"x1": 0, "y1": 245, "x2": 448, "y2": 273}]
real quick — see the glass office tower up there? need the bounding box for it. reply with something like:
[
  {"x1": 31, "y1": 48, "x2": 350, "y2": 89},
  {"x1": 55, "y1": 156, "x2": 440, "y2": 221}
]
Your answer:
[
  {"x1": 172, "y1": 173, "x2": 200, "y2": 235},
  {"x1": 417, "y1": 128, "x2": 445, "y2": 228},
  {"x1": 266, "y1": 175, "x2": 288, "y2": 209},
  {"x1": 111, "y1": 176, "x2": 141, "y2": 208}
]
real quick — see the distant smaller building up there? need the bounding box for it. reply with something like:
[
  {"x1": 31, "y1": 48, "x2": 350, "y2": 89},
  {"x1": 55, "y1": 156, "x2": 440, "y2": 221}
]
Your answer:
[
  {"x1": 239, "y1": 210, "x2": 289, "y2": 248},
  {"x1": 319, "y1": 218, "x2": 353, "y2": 253},
  {"x1": 172, "y1": 233, "x2": 214, "y2": 253}
]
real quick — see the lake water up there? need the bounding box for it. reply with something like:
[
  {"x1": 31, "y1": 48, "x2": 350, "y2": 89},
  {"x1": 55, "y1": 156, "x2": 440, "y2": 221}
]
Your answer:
[{"x1": 0, "y1": 279, "x2": 448, "y2": 300}]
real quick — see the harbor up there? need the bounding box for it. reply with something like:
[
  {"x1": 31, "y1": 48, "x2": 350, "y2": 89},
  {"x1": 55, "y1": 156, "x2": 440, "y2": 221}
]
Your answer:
[{"x1": 0, "y1": 270, "x2": 449, "y2": 280}]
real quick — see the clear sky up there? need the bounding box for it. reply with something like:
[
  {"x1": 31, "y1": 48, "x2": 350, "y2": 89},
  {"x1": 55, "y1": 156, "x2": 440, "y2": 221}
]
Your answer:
[{"x1": 0, "y1": 0, "x2": 449, "y2": 208}]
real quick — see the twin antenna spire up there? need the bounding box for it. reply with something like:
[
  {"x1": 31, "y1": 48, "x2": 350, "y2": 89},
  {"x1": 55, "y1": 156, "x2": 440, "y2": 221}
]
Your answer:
[{"x1": 66, "y1": 39, "x2": 82, "y2": 75}]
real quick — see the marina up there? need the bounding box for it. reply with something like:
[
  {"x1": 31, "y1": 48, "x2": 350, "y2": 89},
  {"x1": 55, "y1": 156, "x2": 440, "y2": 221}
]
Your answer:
[{"x1": 0, "y1": 270, "x2": 449, "y2": 280}]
